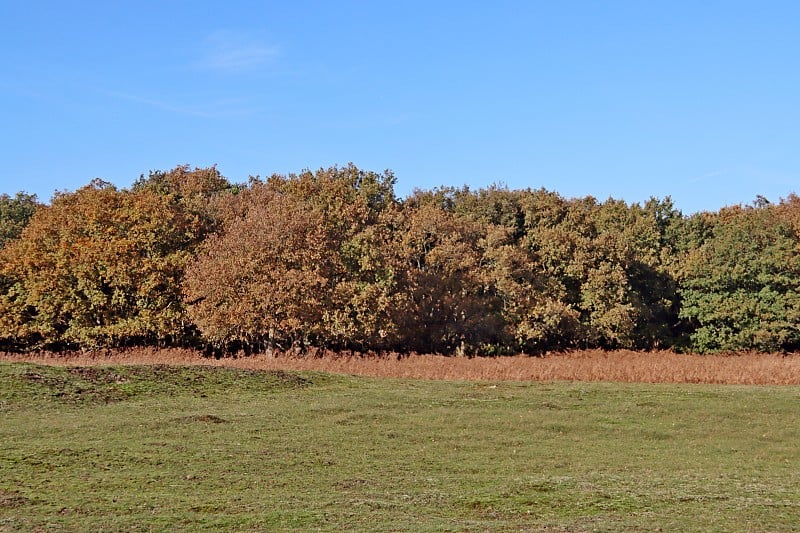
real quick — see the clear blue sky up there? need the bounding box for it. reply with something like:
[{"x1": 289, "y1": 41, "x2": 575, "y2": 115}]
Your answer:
[{"x1": 2, "y1": 1, "x2": 798, "y2": 214}]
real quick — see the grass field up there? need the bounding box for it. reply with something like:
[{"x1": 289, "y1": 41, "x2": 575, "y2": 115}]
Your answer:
[{"x1": 2, "y1": 361, "x2": 800, "y2": 531}]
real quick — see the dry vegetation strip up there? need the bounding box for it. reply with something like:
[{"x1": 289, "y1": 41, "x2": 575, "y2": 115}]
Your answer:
[{"x1": 2, "y1": 349, "x2": 800, "y2": 385}]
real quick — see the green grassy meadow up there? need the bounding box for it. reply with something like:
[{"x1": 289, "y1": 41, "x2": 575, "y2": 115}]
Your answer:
[{"x1": 1, "y1": 362, "x2": 799, "y2": 531}]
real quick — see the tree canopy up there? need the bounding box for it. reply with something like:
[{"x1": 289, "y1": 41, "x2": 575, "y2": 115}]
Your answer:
[
  {"x1": 1, "y1": 164, "x2": 797, "y2": 354},
  {"x1": 0, "y1": 192, "x2": 40, "y2": 249}
]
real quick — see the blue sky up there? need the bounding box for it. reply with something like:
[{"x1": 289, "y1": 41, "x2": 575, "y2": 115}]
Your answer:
[{"x1": 2, "y1": 1, "x2": 798, "y2": 214}]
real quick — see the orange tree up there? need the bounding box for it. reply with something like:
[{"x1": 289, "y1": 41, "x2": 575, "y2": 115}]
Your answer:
[
  {"x1": 182, "y1": 164, "x2": 400, "y2": 353},
  {"x1": 0, "y1": 178, "x2": 218, "y2": 350}
]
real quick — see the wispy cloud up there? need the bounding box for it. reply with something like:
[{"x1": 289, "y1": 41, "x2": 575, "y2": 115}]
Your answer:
[
  {"x1": 196, "y1": 30, "x2": 280, "y2": 73},
  {"x1": 104, "y1": 90, "x2": 264, "y2": 118},
  {"x1": 688, "y1": 170, "x2": 725, "y2": 184}
]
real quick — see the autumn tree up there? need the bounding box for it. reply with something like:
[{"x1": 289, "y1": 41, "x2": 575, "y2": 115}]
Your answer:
[
  {"x1": 4, "y1": 161, "x2": 798, "y2": 356},
  {"x1": 456, "y1": 188, "x2": 681, "y2": 351},
  {"x1": 183, "y1": 187, "x2": 332, "y2": 351},
  {"x1": 385, "y1": 193, "x2": 504, "y2": 354},
  {"x1": 444, "y1": 186, "x2": 577, "y2": 352},
  {"x1": 0, "y1": 180, "x2": 212, "y2": 350},
  {"x1": 131, "y1": 164, "x2": 237, "y2": 236},
  {"x1": 183, "y1": 164, "x2": 401, "y2": 353},
  {"x1": 412, "y1": 186, "x2": 682, "y2": 353},
  {"x1": 582, "y1": 197, "x2": 680, "y2": 348}
]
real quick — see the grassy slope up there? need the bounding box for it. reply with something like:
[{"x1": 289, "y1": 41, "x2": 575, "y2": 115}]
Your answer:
[{"x1": 1, "y1": 362, "x2": 799, "y2": 532}]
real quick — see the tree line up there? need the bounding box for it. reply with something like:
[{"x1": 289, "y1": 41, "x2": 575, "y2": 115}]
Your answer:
[{"x1": 1, "y1": 164, "x2": 798, "y2": 355}]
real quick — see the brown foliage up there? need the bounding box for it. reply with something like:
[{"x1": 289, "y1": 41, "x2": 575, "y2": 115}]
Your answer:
[
  {"x1": 3, "y1": 349, "x2": 800, "y2": 385},
  {"x1": 183, "y1": 165, "x2": 400, "y2": 352},
  {"x1": 387, "y1": 201, "x2": 503, "y2": 354},
  {"x1": 0, "y1": 181, "x2": 209, "y2": 349},
  {"x1": 183, "y1": 187, "x2": 334, "y2": 348},
  {"x1": 2, "y1": 163, "x2": 798, "y2": 357}
]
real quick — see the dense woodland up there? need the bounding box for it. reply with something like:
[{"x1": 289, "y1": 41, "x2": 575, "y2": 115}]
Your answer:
[{"x1": 1, "y1": 165, "x2": 799, "y2": 355}]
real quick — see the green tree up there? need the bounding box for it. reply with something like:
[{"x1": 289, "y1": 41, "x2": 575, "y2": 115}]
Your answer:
[
  {"x1": 677, "y1": 203, "x2": 800, "y2": 353},
  {"x1": 514, "y1": 192, "x2": 680, "y2": 350},
  {"x1": 0, "y1": 192, "x2": 40, "y2": 248}
]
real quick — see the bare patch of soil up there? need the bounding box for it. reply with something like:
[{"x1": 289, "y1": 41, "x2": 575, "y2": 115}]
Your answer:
[
  {"x1": 0, "y1": 489, "x2": 32, "y2": 508},
  {"x1": 22, "y1": 368, "x2": 128, "y2": 403},
  {"x1": 175, "y1": 414, "x2": 228, "y2": 424}
]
